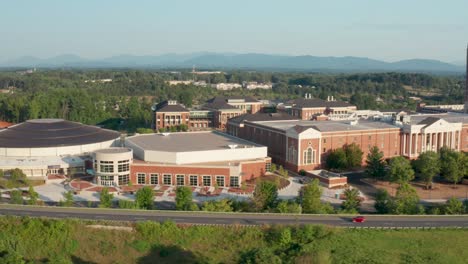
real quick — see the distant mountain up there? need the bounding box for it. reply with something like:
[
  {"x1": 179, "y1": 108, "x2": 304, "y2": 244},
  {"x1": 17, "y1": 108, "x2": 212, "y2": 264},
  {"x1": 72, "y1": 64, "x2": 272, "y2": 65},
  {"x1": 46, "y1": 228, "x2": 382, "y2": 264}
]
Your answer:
[{"x1": 0, "y1": 53, "x2": 464, "y2": 73}]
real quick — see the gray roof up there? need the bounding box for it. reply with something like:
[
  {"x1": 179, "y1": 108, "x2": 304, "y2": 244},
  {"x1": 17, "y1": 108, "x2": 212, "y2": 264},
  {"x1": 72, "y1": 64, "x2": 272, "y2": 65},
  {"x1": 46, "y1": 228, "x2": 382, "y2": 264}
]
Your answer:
[
  {"x1": 0, "y1": 119, "x2": 120, "y2": 148},
  {"x1": 407, "y1": 113, "x2": 468, "y2": 125},
  {"x1": 253, "y1": 119, "x2": 400, "y2": 133},
  {"x1": 207, "y1": 96, "x2": 260, "y2": 104},
  {"x1": 287, "y1": 98, "x2": 354, "y2": 108},
  {"x1": 154, "y1": 101, "x2": 189, "y2": 112},
  {"x1": 203, "y1": 102, "x2": 239, "y2": 110},
  {"x1": 229, "y1": 112, "x2": 299, "y2": 124},
  {"x1": 126, "y1": 131, "x2": 261, "y2": 152}
]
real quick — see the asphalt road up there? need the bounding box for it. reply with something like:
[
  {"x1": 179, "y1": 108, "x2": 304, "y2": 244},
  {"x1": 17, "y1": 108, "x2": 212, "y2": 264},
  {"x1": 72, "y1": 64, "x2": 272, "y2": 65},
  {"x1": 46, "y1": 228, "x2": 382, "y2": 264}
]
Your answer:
[{"x1": 1, "y1": 204, "x2": 467, "y2": 228}]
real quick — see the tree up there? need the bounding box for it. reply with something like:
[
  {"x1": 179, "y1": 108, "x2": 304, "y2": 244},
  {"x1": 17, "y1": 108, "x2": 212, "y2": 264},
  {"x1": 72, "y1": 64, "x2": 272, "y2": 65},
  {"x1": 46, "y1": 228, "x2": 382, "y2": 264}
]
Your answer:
[
  {"x1": 0, "y1": 251, "x2": 26, "y2": 264},
  {"x1": 9, "y1": 190, "x2": 23, "y2": 205},
  {"x1": 270, "y1": 163, "x2": 277, "y2": 173},
  {"x1": 325, "y1": 148, "x2": 347, "y2": 170},
  {"x1": 252, "y1": 181, "x2": 278, "y2": 211},
  {"x1": 27, "y1": 185, "x2": 38, "y2": 205},
  {"x1": 118, "y1": 199, "x2": 137, "y2": 209},
  {"x1": 374, "y1": 189, "x2": 391, "y2": 214},
  {"x1": 341, "y1": 188, "x2": 361, "y2": 213},
  {"x1": 299, "y1": 179, "x2": 333, "y2": 214},
  {"x1": 444, "y1": 197, "x2": 464, "y2": 215},
  {"x1": 412, "y1": 151, "x2": 440, "y2": 189},
  {"x1": 365, "y1": 146, "x2": 386, "y2": 179},
  {"x1": 99, "y1": 187, "x2": 114, "y2": 208},
  {"x1": 440, "y1": 148, "x2": 465, "y2": 186},
  {"x1": 391, "y1": 183, "x2": 421, "y2": 215},
  {"x1": 9, "y1": 168, "x2": 27, "y2": 183},
  {"x1": 135, "y1": 186, "x2": 154, "y2": 210},
  {"x1": 344, "y1": 143, "x2": 364, "y2": 168},
  {"x1": 202, "y1": 199, "x2": 234, "y2": 212},
  {"x1": 388, "y1": 156, "x2": 415, "y2": 184},
  {"x1": 276, "y1": 200, "x2": 302, "y2": 214},
  {"x1": 175, "y1": 186, "x2": 193, "y2": 211},
  {"x1": 62, "y1": 191, "x2": 74, "y2": 207}
]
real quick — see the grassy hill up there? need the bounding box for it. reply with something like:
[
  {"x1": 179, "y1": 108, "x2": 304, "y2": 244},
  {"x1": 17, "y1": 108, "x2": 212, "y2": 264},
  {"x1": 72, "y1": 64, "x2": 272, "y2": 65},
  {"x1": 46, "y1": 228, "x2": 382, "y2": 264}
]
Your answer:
[{"x1": 0, "y1": 217, "x2": 467, "y2": 263}]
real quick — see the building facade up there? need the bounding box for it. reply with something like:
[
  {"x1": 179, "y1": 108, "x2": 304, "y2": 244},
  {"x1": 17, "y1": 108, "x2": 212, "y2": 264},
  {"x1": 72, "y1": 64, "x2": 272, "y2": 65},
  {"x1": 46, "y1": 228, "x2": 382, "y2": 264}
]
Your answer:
[
  {"x1": 152, "y1": 100, "x2": 190, "y2": 131},
  {"x1": 282, "y1": 95, "x2": 357, "y2": 121}
]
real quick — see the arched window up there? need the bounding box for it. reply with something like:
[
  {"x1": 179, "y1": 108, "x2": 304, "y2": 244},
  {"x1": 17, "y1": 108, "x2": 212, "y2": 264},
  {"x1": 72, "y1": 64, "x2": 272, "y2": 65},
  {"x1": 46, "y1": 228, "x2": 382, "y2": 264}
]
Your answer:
[{"x1": 303, "y1": 147, "x2": 315, "y2": 165}]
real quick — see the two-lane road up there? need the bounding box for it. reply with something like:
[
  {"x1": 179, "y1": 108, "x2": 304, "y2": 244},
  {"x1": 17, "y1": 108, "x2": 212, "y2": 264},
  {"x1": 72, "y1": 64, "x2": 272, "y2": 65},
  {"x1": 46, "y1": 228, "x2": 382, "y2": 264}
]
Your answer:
[{"x1": 1, "y1": 204, "x2": 467, "y2": 228}]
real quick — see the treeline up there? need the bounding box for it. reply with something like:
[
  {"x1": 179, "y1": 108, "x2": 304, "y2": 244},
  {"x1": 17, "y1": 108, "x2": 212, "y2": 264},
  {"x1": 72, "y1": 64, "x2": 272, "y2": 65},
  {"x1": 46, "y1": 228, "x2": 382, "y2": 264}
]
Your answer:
[{"x1": 0, "y1": 70, "x2": 465, "y2": 131}]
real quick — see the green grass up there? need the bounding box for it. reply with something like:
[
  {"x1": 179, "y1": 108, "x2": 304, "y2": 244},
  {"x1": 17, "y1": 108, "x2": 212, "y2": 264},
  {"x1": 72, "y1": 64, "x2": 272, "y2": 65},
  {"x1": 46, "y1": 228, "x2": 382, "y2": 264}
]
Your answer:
[{"x1": 0, "y1": 217, "x2": 467, "y2": 263}]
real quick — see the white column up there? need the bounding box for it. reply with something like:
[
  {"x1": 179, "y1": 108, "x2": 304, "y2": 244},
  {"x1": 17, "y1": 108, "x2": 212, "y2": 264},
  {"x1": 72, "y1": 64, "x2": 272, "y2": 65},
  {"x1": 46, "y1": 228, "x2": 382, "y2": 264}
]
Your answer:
[
  {"x1": 409, "y1": 133, "x2": 413, "y2": 157},
  {"x1": 451, "y1": 131, "x2": 455, "y2": 149},
  {"x1": 403, "y1": 133, "x2": 407, "y2": 155},
  {"x1": 415, "y1": 133, "x2": 418, "y2": 155},
  {"x1": 429, "y1": 133, "x2": 433, "y2": 151}
]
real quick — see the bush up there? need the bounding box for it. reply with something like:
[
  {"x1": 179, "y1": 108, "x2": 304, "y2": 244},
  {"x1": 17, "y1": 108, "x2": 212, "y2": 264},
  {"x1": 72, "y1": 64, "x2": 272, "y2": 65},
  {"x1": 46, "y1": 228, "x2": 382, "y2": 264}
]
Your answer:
[{"x1": 299, "y1": 169, "x2": 307, "y2": 176}]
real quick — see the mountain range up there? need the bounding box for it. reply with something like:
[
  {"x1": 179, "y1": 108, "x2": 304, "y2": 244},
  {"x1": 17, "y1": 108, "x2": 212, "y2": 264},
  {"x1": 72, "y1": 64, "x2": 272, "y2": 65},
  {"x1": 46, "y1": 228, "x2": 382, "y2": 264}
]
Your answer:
[{"x1": 0, "y1": 53, "x2": 464, "y2": 73}]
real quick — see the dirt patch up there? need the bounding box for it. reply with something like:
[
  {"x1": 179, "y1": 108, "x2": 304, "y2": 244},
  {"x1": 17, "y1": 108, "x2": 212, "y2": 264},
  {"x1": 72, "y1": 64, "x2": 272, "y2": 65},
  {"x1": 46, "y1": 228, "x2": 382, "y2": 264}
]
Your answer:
[{"x1": 361, "y1": 178, "x2": 468, "y2": 199}]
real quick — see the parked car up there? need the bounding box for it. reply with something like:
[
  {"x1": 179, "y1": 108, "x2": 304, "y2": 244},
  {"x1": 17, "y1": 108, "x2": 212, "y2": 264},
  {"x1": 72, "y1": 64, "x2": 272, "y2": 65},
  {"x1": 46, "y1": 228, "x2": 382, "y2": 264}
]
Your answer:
[{"x1": 352, "y1": 216, "x2": 366, "y2": 223}]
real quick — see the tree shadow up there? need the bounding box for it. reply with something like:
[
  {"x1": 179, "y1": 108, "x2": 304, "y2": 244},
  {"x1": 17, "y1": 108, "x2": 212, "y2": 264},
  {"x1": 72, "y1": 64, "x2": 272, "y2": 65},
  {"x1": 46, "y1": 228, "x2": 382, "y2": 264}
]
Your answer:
[
  {"x1": 70, "y1": 255, "x2": 98, "y2": 264},
  {"x1": 137, "y1": 244, "x2": 208, "y2": 264}
]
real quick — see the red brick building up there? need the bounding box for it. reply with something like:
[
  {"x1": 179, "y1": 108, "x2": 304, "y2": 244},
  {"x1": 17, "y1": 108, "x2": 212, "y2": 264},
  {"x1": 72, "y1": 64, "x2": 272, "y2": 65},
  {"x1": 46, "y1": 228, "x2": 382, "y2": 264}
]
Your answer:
[
  {"x1": 203, "y1": 96, "x2": 263, "y2": 129},
  {"x1": 152, "y1": 100, "x2": 190, "y2": 131},
  {"x1": 279, "y1": 95, "x2": 357, "y2": 120}
]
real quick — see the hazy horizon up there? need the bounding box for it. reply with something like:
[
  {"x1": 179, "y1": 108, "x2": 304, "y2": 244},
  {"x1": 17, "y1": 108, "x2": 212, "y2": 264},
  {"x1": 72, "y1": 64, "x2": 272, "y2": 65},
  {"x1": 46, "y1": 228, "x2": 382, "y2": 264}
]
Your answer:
[{"x1": 1, "y1": 0, "x2": 467, "y2": 63}]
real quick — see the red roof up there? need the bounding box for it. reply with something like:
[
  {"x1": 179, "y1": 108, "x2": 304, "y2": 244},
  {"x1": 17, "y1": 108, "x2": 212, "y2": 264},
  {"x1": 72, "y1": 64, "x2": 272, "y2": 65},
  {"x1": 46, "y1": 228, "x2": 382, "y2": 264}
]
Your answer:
[{"x1": 0, "y1": 121, "x2": 13, "y2": 128}]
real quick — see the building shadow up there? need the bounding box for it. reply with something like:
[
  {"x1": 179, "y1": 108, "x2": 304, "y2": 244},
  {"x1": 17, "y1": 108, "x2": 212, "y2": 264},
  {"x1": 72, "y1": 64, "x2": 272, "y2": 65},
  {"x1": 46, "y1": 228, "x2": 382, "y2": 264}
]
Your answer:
[{"x1": 137, "y1": 244, "x2": 208, "y2": 264}]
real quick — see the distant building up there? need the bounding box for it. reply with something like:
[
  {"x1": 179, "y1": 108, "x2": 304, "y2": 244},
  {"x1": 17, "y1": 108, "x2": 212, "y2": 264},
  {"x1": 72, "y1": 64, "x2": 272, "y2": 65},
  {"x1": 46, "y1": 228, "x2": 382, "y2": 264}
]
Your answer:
[
  {"x1": 152, "y1": 100, "x2": 190, "y2": 131},
  {"x1": 84, "y1": 79, "x2": 112, "y2": 83},
  {"x1": 282, "y1": 94, "x2": 357, "y2": 120},
  {"x1": 211, "y1": 83, "x2": 242, "y2": 90},
  {"x1": 203, "y1": 96, "x2": 263, "y2": 129},
  {"x1": 243, "y1": 82, "x2": 273, "y2": 90}
]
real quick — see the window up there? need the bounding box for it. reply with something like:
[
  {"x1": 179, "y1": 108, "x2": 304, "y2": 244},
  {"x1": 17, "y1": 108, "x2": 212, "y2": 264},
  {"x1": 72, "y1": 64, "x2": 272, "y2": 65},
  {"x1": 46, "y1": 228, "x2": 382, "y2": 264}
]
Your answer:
[
  {"x1": 137, "y1": 173, "x2": 146, "y2": 184},
  {"x1": 202, "y1": 176, "x2": 211, "y2": 186},
  {"x1": 176, "y1": 174, "x2": 185, "y2": 186},
  {"x1": 303, "y1": 147, "x2": 315, "y2": 165},
  {"x1": 265, "y1": 162, "x2": 271, "y2": 172},
  {"x1": 163, "y1": 174, "x2": 172, "y2": 185},
  {"x1": 230, "y1": 176, "x2": 239, "y2": 187},
  {"x1": 323, "y1": 138, "x2": 327, "y2": 143},
  {"x1": 118, "y1": 163, "x2": 129, "y2": 172},
  {"x1": 100, "y1": 163, "x2": 114, "y2": 173},
  {"x1": 118, "y1": 174, "x2": 129, "y2": 185},
  {"x1": 189, "y1": 175, "x2": 198, "y2": 186},
  {"x1": 101, "y1": 175, "x2": 114, "y2": 181},
  {"x1": 150, "y1": 174, "x2": 158, "y2": 185},
  {"x1": 216, "y1": 176, "x2": 225, "y2": 187}
]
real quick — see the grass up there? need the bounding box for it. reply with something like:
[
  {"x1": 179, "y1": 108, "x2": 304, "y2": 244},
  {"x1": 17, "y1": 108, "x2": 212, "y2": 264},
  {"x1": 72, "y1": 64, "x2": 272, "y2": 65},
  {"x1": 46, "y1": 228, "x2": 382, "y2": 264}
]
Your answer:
[{"x1": 0, "y1": 217, "x2": 467, "y2": 263}]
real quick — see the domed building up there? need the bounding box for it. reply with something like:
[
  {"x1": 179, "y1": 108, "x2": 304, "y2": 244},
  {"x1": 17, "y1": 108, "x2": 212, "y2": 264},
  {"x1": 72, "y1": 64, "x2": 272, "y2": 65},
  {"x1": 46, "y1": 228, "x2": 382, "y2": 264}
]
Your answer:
[{"x1": 0, "y1": 119, "x2": 120, "y2": 177}]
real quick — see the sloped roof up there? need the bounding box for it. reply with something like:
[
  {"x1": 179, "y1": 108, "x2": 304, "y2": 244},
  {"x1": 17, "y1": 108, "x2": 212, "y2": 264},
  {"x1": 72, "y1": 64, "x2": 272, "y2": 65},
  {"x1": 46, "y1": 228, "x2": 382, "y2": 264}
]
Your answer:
[
  {"x1": 154, "y1": 101, "x2": 189, "y2": 112},
  {"x1": 229, "y1": 112, "x2": 299, "y2": 124},
  {"x1": 203, "y1": 102, "x2": 239, "y2": 110},
  {"x1": 207, "y1": 96, "x2": 260, "y2": 104},
  {"x1": 288, "y1": 98, "x2": 354, "y2": 108},
  {"x1": 417, "y1": 117, "x2": 441, "y2": 126}
]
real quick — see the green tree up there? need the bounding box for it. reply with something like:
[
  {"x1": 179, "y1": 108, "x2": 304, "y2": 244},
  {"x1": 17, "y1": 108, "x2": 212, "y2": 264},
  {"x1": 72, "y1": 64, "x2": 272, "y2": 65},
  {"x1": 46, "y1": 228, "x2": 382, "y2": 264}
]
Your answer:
[
  {"x1": 270, "y1": 163, "x2": 277, "y2": 173},
  {"x1": 344, "y1": 143, "x2": 364, "y2": 168},
  {"x1": 391, "y1": 183, "x2": 421, "y2": 215},
  {"x1": 9, "y1": 190, "x2": 23, "y2": 205},
  {"x1": 135, "y1": 186, "x2": 154, "y2": 210},
  {"x1": 388, "y1": 156, "x2": 415, "y2": 184},
  {"x1": 374, "y1": 189, "x2": 391, "y2": 214},
  {"x1": 175, "y1": 186, "x2": 193, "y2": 211},
  {"x1": 118, "y1": 199, "x2": 137, "y2": 209},
  {"x1": 443, "y1": 197, "x2": 464, "y2": 215},
  {"x1": 325, "y1": 148, "x2": 347, "y2": 170},
  {"x1": 440, "y1": 148, "x2": 465, "y2": 186},
  {"x1": 99, "y1": 187, "x2": 114, "y2": 208},
  {"x1": 365, "y1": 146, "x2": 386, "y2": 179},
  {"x1": 0, "y1": 251, "x2": 26, "y2": 264},
  {"x1": 202, "y1": 199, "x2": 233, "y2": 212},
  {"x1": 341, "y1": 188, "x2": 361, "y2": 213},
  {"x1": 62, "y1": 191, "x2": 74, "y2": 207},
  {"x1": 276, "y1": 200, "x2": 302, "y2": 214},
  {"x1": 252, "y1": 181, "x2": 278, "y2": 211},
  {"x1": 299, "y1": 179, "x2": 333, "y2": 214},
  {"x1": 27, "y1": 185, "x2": 39, "y2": 205},
  {"x1": 412, "y1": 151, "x2": 440, "y2": 189}
]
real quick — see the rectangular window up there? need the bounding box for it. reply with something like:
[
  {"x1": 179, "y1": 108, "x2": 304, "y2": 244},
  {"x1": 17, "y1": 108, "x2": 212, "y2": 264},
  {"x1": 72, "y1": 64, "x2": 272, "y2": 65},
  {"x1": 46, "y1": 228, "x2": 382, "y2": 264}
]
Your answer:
[
  {"x1": 216, "y1": 176, "x2": 225, "y2": 187},
  {"x1": 265, "y1": 162, "x2": 271, "y2": 172},
  {"x1": 101, "y1": 175, "x2": 114, "y2": 181},
  {"x1": 100, "y1": 164, "x2": 114, "y2": 173},
  {"x1": 230, "y1": 176, "x2": 239, "y2": 187},
  {"x1": 137, "y1": 173, "x2": 146, "y2": 184},
  {"x1": 118, "y1": 163, "x2": 129, "y2": 172},
  {"x1": 118, "y1": 174, "x2": 129, "y2": 185},
  {"x1": 150, "y1": 174, "x2": 158, "y2": 185},
  {"x1": 163, "y1": 174, "x2": 172, "y2": 185},
  {"x1": 323, "y1": 138, "x2": 327, "y2": 143},
  {"x1": 189, "y1": 175, "x2": 198, "y2": 186},
  {"x1": 176, "y1": 174, "x2": 185, "y2": 186},
  {"x1": 202, "y1": 175, "x2": 211, "y2": 186}
]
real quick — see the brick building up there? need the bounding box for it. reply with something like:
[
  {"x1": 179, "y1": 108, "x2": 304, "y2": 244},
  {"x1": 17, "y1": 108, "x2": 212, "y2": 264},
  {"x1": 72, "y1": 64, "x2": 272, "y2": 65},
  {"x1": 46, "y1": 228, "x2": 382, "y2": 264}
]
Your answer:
[
  {"x1": 203, "y1": 96, "x2": 263, "y2": 129},
  {"x1": 109, "y1": 131, "x2": 271, "y2": 187},
  {"x1": 152, "y1": 100, "x2": 190, "y2": 131},
  {"x1": 281, "y1": 95, "x2": 357, "y2": 120}
]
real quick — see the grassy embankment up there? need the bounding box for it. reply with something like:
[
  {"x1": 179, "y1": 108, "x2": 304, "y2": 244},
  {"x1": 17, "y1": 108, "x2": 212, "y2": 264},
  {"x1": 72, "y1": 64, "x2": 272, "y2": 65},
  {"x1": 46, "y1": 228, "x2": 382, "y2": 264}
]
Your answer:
[{"x1": 0, "y1": 216, "x2": 467, "y2": 264}]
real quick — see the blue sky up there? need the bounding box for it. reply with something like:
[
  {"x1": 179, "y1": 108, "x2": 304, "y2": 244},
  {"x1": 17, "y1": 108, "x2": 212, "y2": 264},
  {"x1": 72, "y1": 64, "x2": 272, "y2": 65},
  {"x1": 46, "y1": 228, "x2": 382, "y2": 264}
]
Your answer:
[{"x1": 1, "y1": 0, "x2": 467, "y2": 62}]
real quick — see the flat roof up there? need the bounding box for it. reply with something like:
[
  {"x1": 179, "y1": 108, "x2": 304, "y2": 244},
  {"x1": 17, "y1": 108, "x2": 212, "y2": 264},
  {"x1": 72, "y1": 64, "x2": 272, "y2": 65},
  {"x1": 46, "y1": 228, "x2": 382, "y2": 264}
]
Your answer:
[
  {"x1": 254, "y1": 119, "x2": 400, "y2": 132},
  {"x1": 406, "y1": 112, "x2": 468, "y2": 125},
  {"x1": 126, "y1": 131, "x2": 262, "y2": 152},
  {"x1": 94, "y1": 148, "x2": 132, "y2": 154}
]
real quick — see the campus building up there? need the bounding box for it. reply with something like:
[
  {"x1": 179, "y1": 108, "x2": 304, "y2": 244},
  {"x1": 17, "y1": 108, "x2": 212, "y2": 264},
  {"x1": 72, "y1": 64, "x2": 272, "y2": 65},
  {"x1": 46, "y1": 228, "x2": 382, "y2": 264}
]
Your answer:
[
  {"x1": 280, "y1": 95, "x2": 357, "y2": 120},
  {"x1": 0, "y1": 119, "x2": 120, "y2": 177},
  {"x1": 116, "y1": 131, "x2": 271, "y2": 187},
  {"x1": 152, "y1": 100, "x2": 190, "y2": 131}
]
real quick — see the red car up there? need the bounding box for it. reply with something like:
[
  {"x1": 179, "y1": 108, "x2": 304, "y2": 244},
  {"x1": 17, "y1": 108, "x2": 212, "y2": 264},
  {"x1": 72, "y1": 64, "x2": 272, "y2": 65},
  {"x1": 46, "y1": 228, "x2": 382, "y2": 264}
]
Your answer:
[{"x1": 352, "y1": 216, "x2": 366, "y2": 223}]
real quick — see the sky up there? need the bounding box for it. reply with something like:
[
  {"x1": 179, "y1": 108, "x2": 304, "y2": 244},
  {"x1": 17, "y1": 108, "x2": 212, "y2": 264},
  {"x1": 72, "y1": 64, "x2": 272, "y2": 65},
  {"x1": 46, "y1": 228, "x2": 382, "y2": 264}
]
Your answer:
[{"x1": 1, "y1": 0, "x2": 467, "y2": 63}]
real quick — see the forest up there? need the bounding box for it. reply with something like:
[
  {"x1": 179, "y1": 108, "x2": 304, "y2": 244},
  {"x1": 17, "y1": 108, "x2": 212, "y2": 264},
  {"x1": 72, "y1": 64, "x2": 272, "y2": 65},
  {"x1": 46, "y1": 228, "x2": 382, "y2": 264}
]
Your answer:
[{"x1": 0, "y1": 69, "x2": 465, "y2": 132}]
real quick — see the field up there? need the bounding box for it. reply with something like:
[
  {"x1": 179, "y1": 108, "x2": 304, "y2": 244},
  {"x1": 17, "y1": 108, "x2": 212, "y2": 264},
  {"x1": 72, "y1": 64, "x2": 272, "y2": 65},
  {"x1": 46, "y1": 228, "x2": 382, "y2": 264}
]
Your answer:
[{"x1": 0, "y1": 217, "x2": 467, "y2": 263}]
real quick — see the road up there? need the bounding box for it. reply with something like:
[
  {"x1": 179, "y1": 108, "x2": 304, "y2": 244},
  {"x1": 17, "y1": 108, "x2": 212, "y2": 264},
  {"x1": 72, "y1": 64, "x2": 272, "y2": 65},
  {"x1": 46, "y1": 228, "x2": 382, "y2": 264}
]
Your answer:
[{"x1": 1, "y1": 204, "x2": 467, "y2": 228}]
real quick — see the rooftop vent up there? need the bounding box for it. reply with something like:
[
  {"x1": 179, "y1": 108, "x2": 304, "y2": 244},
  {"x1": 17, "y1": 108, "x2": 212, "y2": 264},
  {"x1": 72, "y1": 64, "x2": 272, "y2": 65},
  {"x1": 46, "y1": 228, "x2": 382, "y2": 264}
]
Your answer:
[{"x1": 227, "y1": 144, "x2": 238, "y2": 149}]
